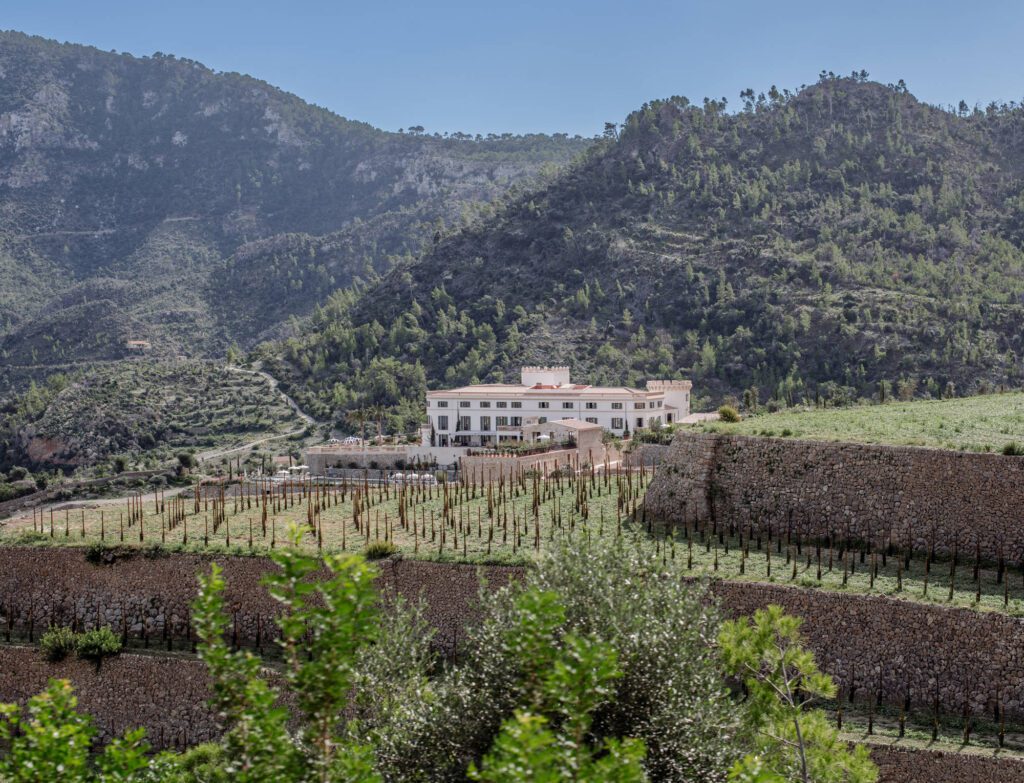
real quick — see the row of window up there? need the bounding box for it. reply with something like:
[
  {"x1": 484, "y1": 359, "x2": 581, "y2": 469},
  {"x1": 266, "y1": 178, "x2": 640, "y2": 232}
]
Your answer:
[
  {"x1": 435, "y1": 415, "x2": 635, "y2": 432},
  {"x1": 434, "y1": 400, "x2": 660, "y2": 410}
]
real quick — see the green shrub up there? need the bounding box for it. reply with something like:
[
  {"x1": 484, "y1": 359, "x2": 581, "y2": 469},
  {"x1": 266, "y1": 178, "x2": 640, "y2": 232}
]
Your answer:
[
  {"x1": 75, "y1": 627, "x2": 122, "y2": 662},
  {"x1": 1002, "y1": 442, "x2": 1024, "y2": 456},
  {"x1": 364, "y1": 540, "x2": 397, "y2": 560},
  {"x1": 84, "y1": 542, "x2": 113, "y2": 565},
  {"x1": 718, "y1": 405, "x2": 741, "y2": 423},
  {"x1": 40, "y1": 626, "x2": 78, "y2": 662}
]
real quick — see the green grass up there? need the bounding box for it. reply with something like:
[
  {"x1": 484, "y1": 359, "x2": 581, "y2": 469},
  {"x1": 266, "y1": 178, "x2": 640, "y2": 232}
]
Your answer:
[
  {"x1": 3, "y1": 471, "x2": 649, "y2": 562},
  {"x1": 649, "y1": 521, "x2": 1024, "y2": 616},
  {"x1": 701, "y1": 392, "x2": 1024, "y2": 453}
]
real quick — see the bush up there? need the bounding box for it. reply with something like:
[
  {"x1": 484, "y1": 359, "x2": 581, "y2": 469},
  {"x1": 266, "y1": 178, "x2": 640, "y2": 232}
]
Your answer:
[
  {"x1": 84, "y1": 542, "x2": 114, "y2": 565},
  {"x1": 40, "y1": 626, "x2": 78, "y2": 662},
  {"x1": 718, "y1": 405, "x2": 741, "y2": 423},
  {"x1": 75, "y1": 627, "x2": 123, "y2": 662},
  {"x1": 364, "y1": 540, "x2": 397, "y2": 560},
  {"x1": 380, "y1": 538, "x2": 743, "y2": 781},
  {"x1": 1003, "y1": 442, "x2": 1024, "y2": 456}
]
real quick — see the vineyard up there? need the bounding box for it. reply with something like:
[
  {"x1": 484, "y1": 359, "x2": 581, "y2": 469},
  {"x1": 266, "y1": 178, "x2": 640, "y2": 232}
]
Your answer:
[{"x1": 4, "y1": 466, "x2": 652, "y2": 563}]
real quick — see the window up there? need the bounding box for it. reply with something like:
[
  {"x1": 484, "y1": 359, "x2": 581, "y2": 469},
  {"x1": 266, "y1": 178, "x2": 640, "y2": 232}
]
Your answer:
[
  {"x1": 496, "y1": 401, "x2": 508, "y2": 408},
  {"x1": 611, "y1": 418, "x2": 624, "y2": 429},
  {"x1": 459, "y1": 401, "x2": 471, "y2": 408},
  {"x1": 635, "y1": 402, "x2": 646, "y2": 410},
  {"x1": 479, "y1": 401, "x2": 491, "y2": 408},
  {"x1": 585, "y1": 417, "x2": 598, "y2": 424},
  {"x1": 510, "y1": 416, "x2": 522, "y2": 426},
  {"x1": 511, "y1": 401, "x2": 522, "y2": 409},
  {"x1": 636, "y1": 417, "x2": 644, "y2": 429},
  {"x1": 611, "y1": 402, "x2": 623, "y2": 410},
  {"x1": 437, "y1": 415, "x2": 449, "y2": 431},
  {"x1": 496, "y1": 416, "x2": 509, "y2": 426},
  {"x1": 585, "y1": 402, "x2": 597, "y2": 410},
  {"x1": 538, "y1": 401, "x2": 550, "y2": 409},
  {"x1": 436, "y1": 400, "x2": 448, "y2": 408},
  {"x1": 458, "y1": 416, "x2": 471, "y2": 431},
  {"x1": 480, "y1": 416, "x2": 491, "y2": 431},
  {"x1": 562, "y1": 401, "x2": 574, "y2": 410},
  {"x1": 538, "y1": 416, "x2": 548, "y2": 424}
]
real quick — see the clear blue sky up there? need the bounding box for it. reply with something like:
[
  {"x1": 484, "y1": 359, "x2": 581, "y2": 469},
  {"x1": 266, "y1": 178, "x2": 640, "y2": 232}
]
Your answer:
[{"x1": 6, "y1": 0, "x2": 1024, "y2": 137}]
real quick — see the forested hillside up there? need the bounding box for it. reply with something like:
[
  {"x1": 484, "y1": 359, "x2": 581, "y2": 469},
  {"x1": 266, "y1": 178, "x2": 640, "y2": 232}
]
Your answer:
[
  {"x1": 0, "y1": 31, "x2": 589, "y2": 386},
  {"x1": 263, "y1": 73, "x2": 1024, "y2": 430}
]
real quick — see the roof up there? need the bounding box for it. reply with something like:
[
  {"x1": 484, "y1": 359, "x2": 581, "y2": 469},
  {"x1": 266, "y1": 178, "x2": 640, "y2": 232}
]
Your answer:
[{"x1": 426, "y1": 384, "x2": 654, "y2": 398}]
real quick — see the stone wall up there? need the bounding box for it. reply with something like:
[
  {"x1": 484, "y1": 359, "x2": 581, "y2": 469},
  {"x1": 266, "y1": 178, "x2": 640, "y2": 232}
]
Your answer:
[
  {"x1": 870, "y1": 746, "x2": 1024, "y2": 783},
  {"x1": 711, "y1": 580, "x2": 1024, "y2": 719},
  {"x1": 5, "y1": 641, "x2": 1024, "y2": 778},
  {"x1": 5, "y1": 545, "x2": 1024, "y2": 761},
  {"x1": 645, "y1": 432, "x2": 1024, "y2": 561},
  {"x1": 0, "y1": 646, "x2": 217, "y2": 749},
  {"x1": 459, "y1": 448, "x2": 579, "y2": 480},
  {"x1": 0, "y1": 546, "x2": 522, "y2": 654}
]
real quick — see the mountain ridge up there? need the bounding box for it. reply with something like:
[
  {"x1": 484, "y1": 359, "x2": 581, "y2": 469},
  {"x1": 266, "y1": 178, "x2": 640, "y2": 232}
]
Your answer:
[
  {"x1": 0, "y1": 29, "x2": 591, "y2": 387},
  {"x1": 259, "y1": 74, "x2": 1024, "y2": 429}
]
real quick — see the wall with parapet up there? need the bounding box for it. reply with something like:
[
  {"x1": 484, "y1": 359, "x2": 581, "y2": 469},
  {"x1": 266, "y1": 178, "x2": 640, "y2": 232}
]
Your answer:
[{"x1": 645, "y1": 432, "x2": 1024, "y2": 561}]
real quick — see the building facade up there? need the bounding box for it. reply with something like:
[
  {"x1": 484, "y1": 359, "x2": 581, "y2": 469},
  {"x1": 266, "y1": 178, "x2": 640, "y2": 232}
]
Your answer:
[{"x1": 423, "y1": 366, "x2": 691, "y2": 448}]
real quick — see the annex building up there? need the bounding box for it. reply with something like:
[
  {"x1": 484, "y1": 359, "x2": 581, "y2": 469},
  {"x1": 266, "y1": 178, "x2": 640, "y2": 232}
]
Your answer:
[{"x1": 423, "y1": 366, "x2": 692, "y2": 448}]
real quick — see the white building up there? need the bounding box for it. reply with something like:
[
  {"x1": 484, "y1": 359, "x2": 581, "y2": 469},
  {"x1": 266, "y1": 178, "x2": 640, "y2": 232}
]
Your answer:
[{"x1": 423, "y1": 366, "x2": 692, "y2": 448}]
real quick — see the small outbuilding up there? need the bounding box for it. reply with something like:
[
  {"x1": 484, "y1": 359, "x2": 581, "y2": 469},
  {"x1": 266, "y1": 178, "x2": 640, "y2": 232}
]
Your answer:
[{"x1": 521, "y1": 418, "x2": 604, "y2": 459}]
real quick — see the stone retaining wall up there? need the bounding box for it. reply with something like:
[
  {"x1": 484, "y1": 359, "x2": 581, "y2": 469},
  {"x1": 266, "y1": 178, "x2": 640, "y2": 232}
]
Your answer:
[
  {"x1": 870, "y1": 745, "x2": 1024, "y2": 782},
  {"x1": 0, "y1": 646, "x2": 217, "y2": 749},
  {"x1": 0, "y1": 547, "x2": 521, "y2": 654},
  {"x1": 711, "y1": 580, "x2": 1024, "y2": 719},
  {"x1": 5, "y1": 641, "x2": 1024, "y2": 779},
  {"x1": 645, "y1": 433, "x2": 1024, "y2": 561}
]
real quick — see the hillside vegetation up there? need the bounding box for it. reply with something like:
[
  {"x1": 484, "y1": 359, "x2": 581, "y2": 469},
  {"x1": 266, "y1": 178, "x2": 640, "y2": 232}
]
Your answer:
[
  {"x1": 263, "y1": 73, "x2": 1024, "y2": 432},
  {"x1": 0, "y1": 361, "x2": 304, "y2": 471},
  {"x1": 0, "y1": 31, "x2": 589, "y2": 388},
  {"x1": 701, "y1": 391, "x2": 1024, "y2": 453}
]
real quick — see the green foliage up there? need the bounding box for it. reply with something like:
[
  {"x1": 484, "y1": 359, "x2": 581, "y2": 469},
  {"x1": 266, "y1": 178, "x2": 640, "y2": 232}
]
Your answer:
[
  {"x1": 0, "y1": 361, "x2": 302, "y2": 472},
  {"x1": 265, "y1": 76, "x2": 1024, "y2": 429},
  {"x1": 0, "y1": 679, "x2": 154, "y2": 782},
  {"x1": 192, "y1": 526, "x2": 382, "y2": 782},
  {"x1": 719, "y1": 606, "x2": 877, "y2": 783},
  {"x1": 382, "y1": 538, "x2": 742, "y2": 782},
  {"x1": 363, "y1": 539, "x2": 398, "y2": 560},
  {"x1": 707, "y1": 393, "x2": 1024, "y2": 453},
  {"x1": 39, "y1": 626, "x2": 79, "y2": 662},
  {"x1": 1002, "y1": 441, "x2": 1024, "y2": 456},
  {"x1": 0, "y1": 30, "x2": 589, "y2": 381},
  {"x1": 718, "y1": 405, "x2": 741, "y2": 423},
  {"x1": 727, "y1": 755, "x2": 787, "y2": 783},
  {"x1": 75, "y1": 627, "x2": 124, "y2": 663},
  {"x1": 468, "y1": 590, "x2": 648, "y2": 782}
]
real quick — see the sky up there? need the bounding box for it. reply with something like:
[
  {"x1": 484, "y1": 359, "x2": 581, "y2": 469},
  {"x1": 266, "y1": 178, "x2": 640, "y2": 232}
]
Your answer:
[{"x1": 5, "y1": 0, "x2": 1024, "y2": 137}]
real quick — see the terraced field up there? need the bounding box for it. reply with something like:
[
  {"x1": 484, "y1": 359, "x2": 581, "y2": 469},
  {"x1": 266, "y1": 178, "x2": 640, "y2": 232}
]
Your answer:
[{"x1": 701, "y1": 392, "x2": 1024, "y2": 453}]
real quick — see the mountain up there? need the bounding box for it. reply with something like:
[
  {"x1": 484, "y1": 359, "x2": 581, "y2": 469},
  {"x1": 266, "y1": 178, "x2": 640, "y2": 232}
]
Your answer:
[
  {"x1": 260, "y1": 74, "x2": 1024, "y2": 428},
  {"x1": 0, "y1": 31, "x2": 591, "y2": 388}
]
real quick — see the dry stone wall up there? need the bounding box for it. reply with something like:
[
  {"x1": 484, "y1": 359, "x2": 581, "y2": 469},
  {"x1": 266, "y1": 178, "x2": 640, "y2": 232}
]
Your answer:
[
  {"x1": 711, "y1": 580, "x2": 1024, "y2": 719},
  {"x1": 870, "y1": 746, "x2": 1024, "y2": 782},
  {"x1": 0, "y1": 547, "x2": 522, "y2": 654},
  {"x1": 6, "y1": 544, "x2": 1024, "y2": 759},
  {"x1": 0, "y1": 646, "x2": 217, "y2": 749},
  {"x1": 646, "y1": 432, "x2": 1024, "y2": 561}
]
